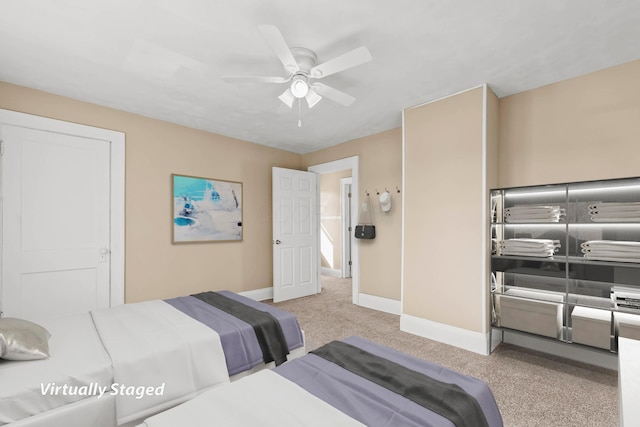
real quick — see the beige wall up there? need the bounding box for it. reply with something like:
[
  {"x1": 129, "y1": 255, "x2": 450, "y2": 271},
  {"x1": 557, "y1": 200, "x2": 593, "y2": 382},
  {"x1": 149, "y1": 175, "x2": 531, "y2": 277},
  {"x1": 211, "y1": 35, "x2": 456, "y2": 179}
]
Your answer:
[
  {"x1": 320, "y1": 170, "x2": 351, "y2": 270},
  {"x1": 303, "y1": 128, "x2": 403, "y2": 300},
  {"x1": 403, "y1": 87, "x2": 495, "y2": 333},
  {"x1": 499, "y1": 59, "x2": 640, "y2": 187},
  {"x1": 0, "y1": 82, "x2": 302, "y2": 303},
  {"x1": 2, "y1": 57, "x2": 636, "y2": 325}
]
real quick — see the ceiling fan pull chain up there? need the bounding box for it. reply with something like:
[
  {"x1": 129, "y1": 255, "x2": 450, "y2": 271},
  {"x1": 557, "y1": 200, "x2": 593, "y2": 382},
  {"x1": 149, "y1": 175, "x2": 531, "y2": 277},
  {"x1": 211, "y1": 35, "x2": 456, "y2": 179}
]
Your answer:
[{"x1": 298, "y1": 98, "x2": 302, "y2": 127}]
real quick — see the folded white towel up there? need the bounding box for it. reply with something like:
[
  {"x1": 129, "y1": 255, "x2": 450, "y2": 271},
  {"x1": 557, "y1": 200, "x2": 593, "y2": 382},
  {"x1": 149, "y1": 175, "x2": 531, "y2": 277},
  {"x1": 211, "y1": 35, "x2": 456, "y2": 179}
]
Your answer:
[
  {"x1": 500, "y1": 245, "x2": 558, "y2": 253},
  {"x1": 497, "y1": 238, "x2": 561, "y2": 257},
  {"x1": 580, "y1": 240, "x2": 640, "y2": 262},
  {"x1": 500, "y1": 245, "x2": 556, "y2": 253},
  {"x1": 588, "y1": 202, "x2": 640, "y2": 211},
  {"x1": 503, "y1": 206, "x2": 565, "y2": 223},
  {"x1": 499, "y1": 239, "x2": 558, "y2": 255},
  {"x1": 505, "y1": 218, "x2": 564, "y2": 223},
  {"x1": 505, "y1": 211, "x2": 563, "y2": 218},
  {"x1": 583, "y1": 247, "x2": 640, "y2": 254},
  {"x1": 499, "y1": 249, "x2": 556, "y2": 257},
  {"x1": 501, "y1": 239, "x2": 560, "y2": 248},
  {"x1": 589, "y1": 207, "x2": 640, "y2": 215},
  {"x1": 581, "y1": 240, "x2": 640, "y2": 250},
  {"x1": 582, "y1": 250, "x2": 640, "y2": 260},
  {"x1": 506, "y1": 205, "x2": 562, "y2": 212},
  {"x1": 505, "y1": 238, "x2": 560, "y2": 245}
]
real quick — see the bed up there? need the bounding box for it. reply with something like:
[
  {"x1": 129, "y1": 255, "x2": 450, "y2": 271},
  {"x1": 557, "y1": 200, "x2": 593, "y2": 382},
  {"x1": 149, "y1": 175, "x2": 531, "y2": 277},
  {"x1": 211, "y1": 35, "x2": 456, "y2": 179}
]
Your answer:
[
  {"x1": 0, "y1": 291, "x2": 304, "y2": 427},
  {"x1": 138, "y1": 336, "x2": 503, "y2": 427}
]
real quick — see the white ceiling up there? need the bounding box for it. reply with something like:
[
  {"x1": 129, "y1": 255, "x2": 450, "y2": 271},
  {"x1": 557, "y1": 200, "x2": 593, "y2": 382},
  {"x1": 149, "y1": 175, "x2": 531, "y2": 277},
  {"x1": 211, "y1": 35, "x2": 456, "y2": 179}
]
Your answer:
[{"x1": 1, "y1": 1, "x2": 639, "y2": 154}]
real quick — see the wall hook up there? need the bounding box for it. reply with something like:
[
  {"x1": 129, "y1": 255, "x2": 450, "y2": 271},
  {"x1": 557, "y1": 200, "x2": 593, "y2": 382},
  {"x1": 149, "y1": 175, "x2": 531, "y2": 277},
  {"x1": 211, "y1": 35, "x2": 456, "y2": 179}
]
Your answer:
[{"x1": 396, "y1": 186, "x2": 401, "y2": 193}]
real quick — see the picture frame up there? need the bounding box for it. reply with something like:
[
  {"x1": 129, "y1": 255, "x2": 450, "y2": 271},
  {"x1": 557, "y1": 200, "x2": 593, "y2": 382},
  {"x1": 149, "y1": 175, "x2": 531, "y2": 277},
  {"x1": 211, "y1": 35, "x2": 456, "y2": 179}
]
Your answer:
[{"x1": 172, "y1": 174, "x2": 243, "y2": 243}]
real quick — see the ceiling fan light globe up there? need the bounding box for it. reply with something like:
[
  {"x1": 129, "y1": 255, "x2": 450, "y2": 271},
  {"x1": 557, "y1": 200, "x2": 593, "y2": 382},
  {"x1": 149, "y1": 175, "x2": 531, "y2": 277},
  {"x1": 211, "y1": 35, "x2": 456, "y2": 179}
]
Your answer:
[{"x1": 291, "y1": 78, "x2": 309, "y2": 98}]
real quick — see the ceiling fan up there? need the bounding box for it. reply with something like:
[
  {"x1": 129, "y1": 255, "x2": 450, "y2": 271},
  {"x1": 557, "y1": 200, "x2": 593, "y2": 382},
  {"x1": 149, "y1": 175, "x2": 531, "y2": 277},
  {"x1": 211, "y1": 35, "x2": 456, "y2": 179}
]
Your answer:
[{"x1": 222, "y1": 25, "x2": 372, "y2": 110}]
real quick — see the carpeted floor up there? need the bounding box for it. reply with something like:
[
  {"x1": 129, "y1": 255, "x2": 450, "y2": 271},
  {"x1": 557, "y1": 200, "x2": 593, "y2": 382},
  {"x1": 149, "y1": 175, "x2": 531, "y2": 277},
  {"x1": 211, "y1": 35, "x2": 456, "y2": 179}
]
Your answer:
[{"x1": 269, "y1": 275, "x2": 618, "y2": 427}]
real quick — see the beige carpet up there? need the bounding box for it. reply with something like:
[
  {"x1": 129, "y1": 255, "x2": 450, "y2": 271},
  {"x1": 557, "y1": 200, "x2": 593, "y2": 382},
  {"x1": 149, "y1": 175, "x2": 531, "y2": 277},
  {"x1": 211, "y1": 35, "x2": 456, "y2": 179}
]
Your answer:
[{"x1": 270, "y1": 275, "x2": 618, "y2": 427}]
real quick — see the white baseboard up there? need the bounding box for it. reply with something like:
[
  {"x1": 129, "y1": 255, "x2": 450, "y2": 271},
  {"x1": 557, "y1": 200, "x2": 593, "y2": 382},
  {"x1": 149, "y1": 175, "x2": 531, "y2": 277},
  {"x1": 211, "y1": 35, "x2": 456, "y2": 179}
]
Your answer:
[
  {"x1": 239, "y1": 287, "x2": 273, "y2": 301},
  {"x1": 321, "y1": 267, "x2": 342, "y2": 277},
  {"x1": 501, "y1": 330, "x2": 618, "y2": 370},
  {"x1": 400, "y1": 314, "x2": 490, "y2": 355},
  {"x1": 239, "y1": 287, "x2": 401, "y2": 320},
  {"x1": 358, "y1": 293, "x2": 401, "y2": 315}
]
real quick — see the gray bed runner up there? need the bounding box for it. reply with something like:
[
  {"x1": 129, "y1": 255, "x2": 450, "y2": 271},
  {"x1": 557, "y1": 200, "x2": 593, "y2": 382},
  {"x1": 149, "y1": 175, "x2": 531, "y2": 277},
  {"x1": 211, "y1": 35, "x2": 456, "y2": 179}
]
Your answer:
[
  {"x1": 311, "y1": 340, "x2": 489, "y2": 427},
  {"x1": 192, "y1": 291, "x2": 289, "y2": 366}
]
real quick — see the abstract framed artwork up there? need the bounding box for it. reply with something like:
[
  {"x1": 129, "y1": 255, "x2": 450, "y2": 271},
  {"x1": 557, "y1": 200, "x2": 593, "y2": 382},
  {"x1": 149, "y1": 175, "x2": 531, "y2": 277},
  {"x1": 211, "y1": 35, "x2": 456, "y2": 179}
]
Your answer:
[{"x1": 172, "y1": 174, "x2": 243, "y2": 243}]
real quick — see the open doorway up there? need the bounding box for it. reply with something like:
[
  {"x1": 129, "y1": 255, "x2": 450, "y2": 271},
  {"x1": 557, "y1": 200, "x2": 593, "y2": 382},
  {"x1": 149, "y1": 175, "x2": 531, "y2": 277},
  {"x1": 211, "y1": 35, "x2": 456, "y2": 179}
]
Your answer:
[
  {"x1": 308, "y1": 156, "x2": 359, "y2": 305},
  {"x1": 318, "y1": 171, "x2": 351, "y2": 278}
]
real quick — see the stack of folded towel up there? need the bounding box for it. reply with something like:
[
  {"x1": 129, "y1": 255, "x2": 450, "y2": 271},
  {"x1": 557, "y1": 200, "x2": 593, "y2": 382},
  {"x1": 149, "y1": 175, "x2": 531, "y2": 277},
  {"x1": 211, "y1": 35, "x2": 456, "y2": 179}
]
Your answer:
[
  {"x1": 611, "y1": 286, "x2": 640, "y2": 312},
  {"x1": 504, "y1": 206, "x2": 565, "y2": 223},
  {"x1": 611, "y1": 286, "x2": 640, "y2": 313},
  {"x1": 589, "y1": 202, "x2": 640, "y2": 222},
  {"x1": 498, "y1": 238, "x2": 561, "y2": 257},
  {"x1": 581, "y1": 240, "x2": 640, "y2": 263}
]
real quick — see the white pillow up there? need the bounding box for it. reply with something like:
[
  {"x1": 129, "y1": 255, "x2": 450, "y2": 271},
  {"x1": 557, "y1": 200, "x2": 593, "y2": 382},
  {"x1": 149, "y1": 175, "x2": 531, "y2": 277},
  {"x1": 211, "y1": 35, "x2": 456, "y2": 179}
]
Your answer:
[{"x1": 0, "y1": 318, "x2": 51, "y2": 360}]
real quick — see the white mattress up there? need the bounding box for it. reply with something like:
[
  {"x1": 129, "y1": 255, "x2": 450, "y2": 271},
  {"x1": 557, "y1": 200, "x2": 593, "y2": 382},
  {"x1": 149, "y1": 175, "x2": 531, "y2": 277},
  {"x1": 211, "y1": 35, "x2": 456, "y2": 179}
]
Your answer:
[{"x1": 0, "y1": 313, "x2": 113, "y2": 425}]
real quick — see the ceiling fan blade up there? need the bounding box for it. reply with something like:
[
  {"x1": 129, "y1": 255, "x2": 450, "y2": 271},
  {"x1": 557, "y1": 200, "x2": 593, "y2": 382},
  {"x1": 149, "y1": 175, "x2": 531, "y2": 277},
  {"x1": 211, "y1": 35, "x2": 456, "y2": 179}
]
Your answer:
[
  {"x1": 305, "y1": 89, "x2": 322, "y2": 109},
  {"x1": 222, "y1": 75, "x2": 289, "y2": 84},
  {"x1": 310, "y1": 83, "x2": 355, "y2": 106},
  {"x1": 278, "y1": 88, "x2": 294, "y2": 108},
  {"x1": 309, "y1": 46, "x2": 372, "y2": 79},
  {"x1": 258, "y1": 25, "x2": 299, "y2": 74}
]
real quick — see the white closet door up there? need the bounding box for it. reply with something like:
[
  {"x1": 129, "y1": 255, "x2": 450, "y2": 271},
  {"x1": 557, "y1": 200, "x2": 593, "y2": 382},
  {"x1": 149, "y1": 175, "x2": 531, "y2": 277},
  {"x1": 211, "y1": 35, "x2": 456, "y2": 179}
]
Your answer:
[{"x1": 2, "y1": 124, "x2": 111, "y2": 322}]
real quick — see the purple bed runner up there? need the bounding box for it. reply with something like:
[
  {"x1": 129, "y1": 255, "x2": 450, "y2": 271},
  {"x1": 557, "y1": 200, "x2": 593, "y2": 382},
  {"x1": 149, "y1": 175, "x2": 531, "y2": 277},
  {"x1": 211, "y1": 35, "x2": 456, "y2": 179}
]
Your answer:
[
  {"x1": 164, "y1": 291, "x2": 303, "y2": 376},
  {"x1": 275, "y1": 336, "x2": 503, "y2": 427}
]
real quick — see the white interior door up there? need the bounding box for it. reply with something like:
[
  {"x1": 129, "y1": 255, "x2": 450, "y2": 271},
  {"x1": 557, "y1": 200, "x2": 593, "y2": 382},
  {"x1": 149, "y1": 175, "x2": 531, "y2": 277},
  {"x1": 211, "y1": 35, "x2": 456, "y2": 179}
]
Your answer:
[
  {"x1": 272, "y1": 167, "x2": 318, "y2": 302},
  {"x1": 1, "y1": 124, "x2": 111, "y2": 322}
]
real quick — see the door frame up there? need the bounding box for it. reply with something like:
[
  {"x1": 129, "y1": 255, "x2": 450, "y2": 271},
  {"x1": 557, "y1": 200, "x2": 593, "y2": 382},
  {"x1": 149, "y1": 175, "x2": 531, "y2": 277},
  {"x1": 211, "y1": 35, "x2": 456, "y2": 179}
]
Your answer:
[
  {"x1": 308, "y1": 156, "x2": 359, "y2": 305},
  {"x1": 0, "y1": 109, "x2": 125, "y2": 309},
  {"x1": 340, "y1": 177, "x2": 352, "y2": 279}
]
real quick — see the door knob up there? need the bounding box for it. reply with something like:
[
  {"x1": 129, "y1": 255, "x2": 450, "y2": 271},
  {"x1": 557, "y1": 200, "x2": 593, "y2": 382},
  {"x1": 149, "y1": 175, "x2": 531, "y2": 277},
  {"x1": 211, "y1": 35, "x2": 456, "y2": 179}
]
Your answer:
[{"x1": 99, "y1": 247, "x2": 110, "y2": 262}]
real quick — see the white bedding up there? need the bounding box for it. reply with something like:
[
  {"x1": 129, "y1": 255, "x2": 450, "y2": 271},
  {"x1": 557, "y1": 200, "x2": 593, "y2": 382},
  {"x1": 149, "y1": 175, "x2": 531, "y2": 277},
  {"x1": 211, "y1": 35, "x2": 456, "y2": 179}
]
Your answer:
[
  {"x1": 90, "y1": 300, "x2": 230, "y2": 425},
  {"x1": 2, "y1": 298, "x2": 302, "y2": 426},
  {"x1": 0, "y1": 313, "x2": 112, "y2": 425},
  {"x1": 138, "y1": 370, "x2": 365, "y2": 427}
]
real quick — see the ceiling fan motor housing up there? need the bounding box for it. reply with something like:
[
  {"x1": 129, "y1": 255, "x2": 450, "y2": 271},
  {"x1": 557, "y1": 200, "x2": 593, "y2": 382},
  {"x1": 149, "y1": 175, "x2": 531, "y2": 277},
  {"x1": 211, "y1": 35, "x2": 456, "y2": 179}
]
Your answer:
[{"x1": 290, "y1": 47, "x2": 318, "y2": 75}]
